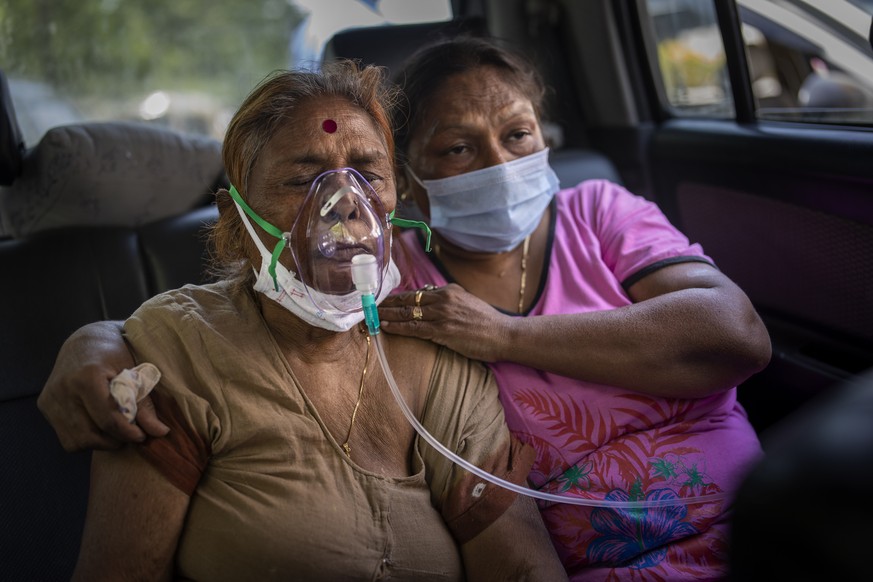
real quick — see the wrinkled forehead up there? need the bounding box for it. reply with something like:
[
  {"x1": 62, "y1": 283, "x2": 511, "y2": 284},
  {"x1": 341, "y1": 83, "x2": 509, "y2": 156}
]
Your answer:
[
  {"x1": 443, "y1": 65, "x2": 522, "y2": 97},
  {"x1": 255, "y1": 97, "x2": 391, "y2": 174},
  {"x1": 452, "y1": 69, "x2": 532, "y2": 112},
  {"x1": 286, "y1": 96, "x2": 388, "y2": 147},
  {"x1": 413, "y1": 67, "x2": 538, "y2": 137}
]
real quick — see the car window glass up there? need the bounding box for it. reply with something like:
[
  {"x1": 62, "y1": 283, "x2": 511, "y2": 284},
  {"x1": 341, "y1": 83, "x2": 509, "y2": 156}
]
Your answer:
[
  {"x1": 1, "y1": 0, "x2": 451, "y2": 147},
  {"x1": 644, "y1": 0, "x2": 873, "y2": 126},
  {"x1": 645, "y1": 0, "x2": 736, "y2": 118},
  {"x1": 738, "y1": 0, "x2": 873, "y2": 125}
]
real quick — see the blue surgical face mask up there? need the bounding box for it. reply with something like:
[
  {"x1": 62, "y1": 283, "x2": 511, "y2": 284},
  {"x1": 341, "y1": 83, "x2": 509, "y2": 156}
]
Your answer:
[{"x1": 407, "y1": 148, "x2": 560, "y2": 253}]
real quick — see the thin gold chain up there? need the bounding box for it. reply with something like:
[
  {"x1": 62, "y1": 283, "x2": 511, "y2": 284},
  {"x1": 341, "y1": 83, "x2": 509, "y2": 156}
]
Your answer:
[
  {"x1": 518, "y1": 234, "x2": 531, "y2": 313},
  {"x1": 341, "y1": 334, "x2": 371, "y2": 457},
  {"x1": 434, "y1": 236, "x2": 532, "y2": 313}
]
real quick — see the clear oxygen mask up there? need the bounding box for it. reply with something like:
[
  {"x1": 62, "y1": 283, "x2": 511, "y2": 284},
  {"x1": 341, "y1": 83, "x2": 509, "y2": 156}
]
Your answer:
[
  {"x1": 229, "y1": 168, "x2": 392, "y2": 319},
  {"x1": 288, "y1": 168, "x2": 390, "y2": 316}
]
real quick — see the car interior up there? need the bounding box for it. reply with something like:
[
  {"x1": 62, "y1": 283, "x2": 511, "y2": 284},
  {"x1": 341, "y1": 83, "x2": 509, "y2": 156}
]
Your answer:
[
  {"x1": 0, "y1": 15, "x2": 627, "y2": 582},
  {"x1": 0, "y1": 70, "x2": 228, "y2": 578},
  {"x1": 1, "y1": 0, "x2": 872, "y2": 579}
]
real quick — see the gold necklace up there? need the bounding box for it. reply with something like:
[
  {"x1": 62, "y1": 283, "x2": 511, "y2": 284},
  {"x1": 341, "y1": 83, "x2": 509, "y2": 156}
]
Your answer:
[
  {"x1": 518, "y1": 234, "x2": 531, "y2": 313},
  {"x1": 433, "y1": 235, "x2": 532, "y2": 313},
  {"x1": 341, "y1": 334, "x2": 371, "y2": 458}
]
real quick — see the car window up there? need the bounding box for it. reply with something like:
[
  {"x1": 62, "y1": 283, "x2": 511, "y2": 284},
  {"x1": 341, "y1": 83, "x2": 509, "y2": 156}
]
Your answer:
[
  {"x1": 1, "y1": 0, "x2": 451, "y2": 147},
  {"x1": 643, "y1": 0, "x2": 873, "y2": 126},
  {"x1": 645, "y1": 0, "x2": 736, "y2": 119},
  {"x1": 739, "y1": 0, "x2": 873, "y2": 124}
]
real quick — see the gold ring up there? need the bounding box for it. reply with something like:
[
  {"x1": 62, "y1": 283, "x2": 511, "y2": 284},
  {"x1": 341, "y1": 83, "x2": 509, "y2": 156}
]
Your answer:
[
  {"x1": 414, "y1": 289, "x2": 425, "y2": 307},
  {"x1": 412, "y1": 306, "x2": 423, "y2": 320}
]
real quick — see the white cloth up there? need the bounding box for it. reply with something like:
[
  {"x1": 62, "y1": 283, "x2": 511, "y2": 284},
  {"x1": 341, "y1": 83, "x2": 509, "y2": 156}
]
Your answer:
[{"x1": 109, "y1": 362, "x2": 162, "y2": 422}]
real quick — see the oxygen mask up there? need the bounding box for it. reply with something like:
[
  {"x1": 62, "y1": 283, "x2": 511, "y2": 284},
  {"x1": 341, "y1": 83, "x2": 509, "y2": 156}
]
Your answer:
[
  {"x1": 287, "y1": 168, "x2": 391, "y2": 315},
  {"x1": 229, "y1": 168, "x2": 394, "y2": 326}
]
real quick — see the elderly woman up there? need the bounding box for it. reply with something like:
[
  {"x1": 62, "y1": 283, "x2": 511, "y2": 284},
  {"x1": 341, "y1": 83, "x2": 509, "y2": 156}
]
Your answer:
[
  {"x1": 376, "y1": 37, "x2": 772, "y2": 580},
  {"x1": 69, "y1": 62, "x2": 565, "y2": 581}
]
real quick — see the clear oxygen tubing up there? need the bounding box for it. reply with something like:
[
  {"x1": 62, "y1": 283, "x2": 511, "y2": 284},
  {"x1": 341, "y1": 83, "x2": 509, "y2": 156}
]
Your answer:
[{"x1": 351, "y1": 254, "x2": 731, "y2": 510}]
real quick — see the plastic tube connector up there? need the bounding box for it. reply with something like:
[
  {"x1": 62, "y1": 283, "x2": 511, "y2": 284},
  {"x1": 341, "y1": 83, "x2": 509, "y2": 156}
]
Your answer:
[
  {"x1": 352, "y1": 254, "x2": 381, "y2": 335},
  {"x1": 351, "y1": 254, "x2": 379, "y2": 294}
]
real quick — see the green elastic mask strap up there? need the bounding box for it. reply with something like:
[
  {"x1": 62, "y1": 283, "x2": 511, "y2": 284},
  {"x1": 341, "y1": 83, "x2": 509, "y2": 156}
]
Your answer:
[
  {"x1": 228, "y1": 185, "x2": 286, "y2": 291},
  {"x1": 389, "y1": 210, "x2": 432, "y2": 252}
]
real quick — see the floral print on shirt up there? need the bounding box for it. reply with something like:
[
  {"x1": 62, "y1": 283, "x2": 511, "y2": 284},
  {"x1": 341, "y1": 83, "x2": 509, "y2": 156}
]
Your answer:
[{"x1": 511, "y1": 389, "x2": 731, "y2": 580}]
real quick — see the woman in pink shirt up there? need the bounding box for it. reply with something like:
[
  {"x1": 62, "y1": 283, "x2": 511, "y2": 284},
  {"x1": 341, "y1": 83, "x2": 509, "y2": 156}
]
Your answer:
[{"x1": 377, "y1": 37, "x2": 770, "y2": 580}]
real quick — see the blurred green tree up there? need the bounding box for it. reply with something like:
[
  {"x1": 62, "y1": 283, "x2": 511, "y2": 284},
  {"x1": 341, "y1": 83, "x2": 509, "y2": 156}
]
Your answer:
[{"x1": 0, "y1": 0, "x2": 303, "y2": 102}]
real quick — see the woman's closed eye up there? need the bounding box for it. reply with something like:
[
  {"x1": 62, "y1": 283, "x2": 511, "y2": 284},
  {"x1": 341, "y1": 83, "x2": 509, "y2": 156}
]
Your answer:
[
  {"x1": 357, "y1": 170, "x2": 384, "y2": 184},
  {"x1": 425, "y1": 141, "x2": 468, "y2": 159},
  {"x1": 507, "y1": 129, "x2": 532, "y2": 143},
  {"x1": 283, "y1": 175, "x2": 318, "y2": 189},
  {"x1": 446, "y1": 143, "x2": 472, "y2": 156}
]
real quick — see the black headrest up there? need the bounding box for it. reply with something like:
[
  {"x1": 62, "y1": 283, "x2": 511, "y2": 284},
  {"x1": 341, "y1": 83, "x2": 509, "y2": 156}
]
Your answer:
[
  {"x1": 0, "y1": 122, "x2": 223, "y2": 238},
  {"x1": 0, "y1": 70, "x2": 25, "y2": 186},
  {"x1": 322, "y1": 17, "x2": 488, "y2": 79}
]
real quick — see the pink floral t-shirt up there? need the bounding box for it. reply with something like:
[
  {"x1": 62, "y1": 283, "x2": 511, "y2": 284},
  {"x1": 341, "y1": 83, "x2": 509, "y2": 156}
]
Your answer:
[{"x1": 396, "y1": 180, "x2": 762, "y2": 581}]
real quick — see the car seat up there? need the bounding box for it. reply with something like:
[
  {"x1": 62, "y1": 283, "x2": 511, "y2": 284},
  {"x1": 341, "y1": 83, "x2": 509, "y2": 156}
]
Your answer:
[
  {"x1": 729, "y1": 366, "x2": 873, "y2": 580},
  {"x1": 0, "y1": 68, "x2": 224, "y2": 580},
  {"x1": 0, "y1": 70, "x2": 25, "y2": 186}
]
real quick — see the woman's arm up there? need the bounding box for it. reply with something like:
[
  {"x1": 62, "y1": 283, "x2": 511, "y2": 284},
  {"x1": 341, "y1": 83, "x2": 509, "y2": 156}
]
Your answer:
[
  {"x1": 73, "y1": 446, "x2": 189, "y2": 582},
  {"x1": 498, "y1": 262, "x2": 771, "y2": 397},
  {"x1": 38, "y1": 321, "x2": 169, "y2": 452},
  {"x1": 381, "y1": 262, "x2": 771, "y2": 398},
  {"x1": 460, "y1": 494, "x2": 567, "y2": 582}
]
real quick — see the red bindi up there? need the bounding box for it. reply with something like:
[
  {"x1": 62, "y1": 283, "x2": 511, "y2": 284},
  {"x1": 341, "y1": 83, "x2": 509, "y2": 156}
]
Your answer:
[{"x1": 322, "y1": 119, "x2": 337, "y2": 133}]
